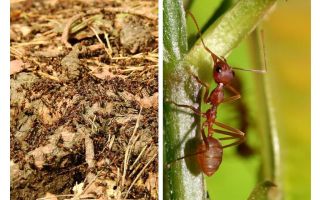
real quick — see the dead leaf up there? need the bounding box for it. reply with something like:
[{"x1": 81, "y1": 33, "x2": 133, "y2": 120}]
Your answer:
[
  {"x1": 41, "y1": 143, "x2": 56, "y2": 155},
  {"x1": 119, "y1": 91, "x2": 135, "y2": 102},
  {"x1": 61, "y1": 14, "x2": 82, "y2": 48},
  {"x1": 31, "y1": 149, "x2": 45, "y2": 169},
  {"x1": 44, "y1": 0, "x2": 59, "y2": 6},
  {"x1": 60, "y1": 131, "x2": 76, "y2": 148},
  {"x1": 135, "y1": 92, "x2": 158, "y2": 109},
  {"x1": 85, "y1": 135, "x2": 95, "y2": 168},
  {"x1": 115, "y1": 14, "x2": 153, "y2": 54},
  {"x1": 37, "y1": 103, "x2": 62, "y2": 125},
  {"x1": 20, "y1": 25, "x2": 32, "y2": 36},
  {"x1": 33, "y1": 46, "x2": 63, "y2": 57},
  {"x1": 10, "y1": 60, "x2": 28, "y2": 75},
  {"x1": 83, "y1": 178, "x2": 105, "y2": 197},
  {"x1": 145, "y1": 172, "x2": 158, "y2": 199},
  {"x1": 43, "y1": 192, "x2": 58, "y2": 200},
  {"x1": 10, "y1": 29, "x2": 18, "y2": 41}
]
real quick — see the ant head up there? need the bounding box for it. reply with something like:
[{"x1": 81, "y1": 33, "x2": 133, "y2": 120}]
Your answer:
[{"x1": 213, "y1": 60, "x2": 235, "y2": 85}]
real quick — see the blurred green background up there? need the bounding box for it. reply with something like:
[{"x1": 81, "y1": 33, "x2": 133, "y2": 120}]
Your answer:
[
  {"x1": 184, "y1": 0, "x2": 310, "y2": 199},
  {"x1": 263, "y1": 1, "x2": 310, "y2": 199}
]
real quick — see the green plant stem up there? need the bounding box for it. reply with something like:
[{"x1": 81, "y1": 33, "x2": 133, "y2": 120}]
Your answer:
[{"x1": 164, "y1": 0, "x2": 206, "y2": 199}]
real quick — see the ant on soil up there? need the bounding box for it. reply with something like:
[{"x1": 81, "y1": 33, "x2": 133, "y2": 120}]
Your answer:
[{"x1": 168, "y1": 11, "x2": 267, "y2": 176}]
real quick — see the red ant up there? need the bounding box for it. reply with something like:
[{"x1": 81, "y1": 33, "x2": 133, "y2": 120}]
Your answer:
[{"x1": 168, "y1": 11, "x2": 266, "y2": 176}]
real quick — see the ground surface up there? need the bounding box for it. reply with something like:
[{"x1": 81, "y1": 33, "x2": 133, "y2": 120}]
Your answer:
[{"x1": 10, "y1": 0, "x2": 158, "y2": 199}]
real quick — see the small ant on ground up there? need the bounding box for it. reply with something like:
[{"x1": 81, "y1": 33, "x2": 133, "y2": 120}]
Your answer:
[{"x1": 168, "y1": 11, "x2": 267, "y2": 176}]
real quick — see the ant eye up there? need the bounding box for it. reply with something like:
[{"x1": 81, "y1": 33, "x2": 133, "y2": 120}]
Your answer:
[
  {"x1": 232, "y1": 71, "x2": 235, "y2": 76},
  {"x1": 216, "y1": 66, "x2": 222, "y2": 73}
]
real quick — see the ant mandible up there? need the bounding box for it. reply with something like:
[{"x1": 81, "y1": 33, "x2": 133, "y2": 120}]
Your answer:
[{"x1": 169, "y1": 11, "x2": 266, "y2": 176}]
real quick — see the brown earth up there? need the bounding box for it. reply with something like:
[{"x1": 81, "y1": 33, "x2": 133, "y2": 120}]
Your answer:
[{"x1": 10, "y1": 0, "x2": 158, "y2": 199}]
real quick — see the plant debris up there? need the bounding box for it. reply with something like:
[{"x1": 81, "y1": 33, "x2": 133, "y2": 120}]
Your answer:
[{"x1": 10, "y1": 0, "x2": 158, "y2": 199}]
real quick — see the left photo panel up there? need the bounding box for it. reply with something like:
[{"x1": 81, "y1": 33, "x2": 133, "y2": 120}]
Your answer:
[{"x1": 10, "y1": 0, "x2": 158, "y2": 199}]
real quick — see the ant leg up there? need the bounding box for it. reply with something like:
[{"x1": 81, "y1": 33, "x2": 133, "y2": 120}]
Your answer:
[
  {"x1": 218, "y1": 136, "x2": 235, "y2": 140},
  {"x1": 213, "y1": 129, "x2": 245, "y2": 148},
  {"x1": 201, "y1": 123, "x2": 209, "y2": 147},
  {"x1": 189, "y1": 73, "x2": 210, "y2": 103},
  {"x1": 221, "y1": 84, "x2": 241, "y2": 103},
  {"x1": 167, "y1": 101, "x2": 202, "y2": 116},
  {"x1": 168, "y1": 125, "x2": 207, "y2": 167},
  {"x1": 215, "y1": 121, "x2": 245, "y2": 136},
  {"x1": 214, "y1": 121, "x2": 245, "y2": 148}
]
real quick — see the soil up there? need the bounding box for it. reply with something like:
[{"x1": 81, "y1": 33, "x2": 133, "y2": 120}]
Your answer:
[{"x1": 10, "y1": 0, "x2": 158, "y2": 199}]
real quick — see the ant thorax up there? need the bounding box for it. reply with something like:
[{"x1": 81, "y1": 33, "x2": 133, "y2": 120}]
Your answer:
[{"x1": 208, "y1": 83, "x2": 224, "y2": 105}]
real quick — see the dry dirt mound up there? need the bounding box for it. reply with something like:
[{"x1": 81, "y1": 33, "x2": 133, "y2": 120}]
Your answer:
[{"x1": 10, "y1": 0, "x2": 158, "y2": 199}]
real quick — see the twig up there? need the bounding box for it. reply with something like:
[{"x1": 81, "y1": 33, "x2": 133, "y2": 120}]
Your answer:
[
  {"x1": 124, "y1": 153, "x2": 157, "y2": 198},
  {"x1": 82, "y1": 171, "x2": 103, "y2": 195},
  {"x1": 89, "y1": 26, "x2": 112, "y2": 58},
  {"x1": 36, "y1": 194, "x2": 74, "y2": 200},
  {"x1": 130, "y1": 145, "x2": 149, "y2": 170},
  {"x1": 104, "y1": 6, "x2": 157, "y2": 21},
  {"x1": 121, "y1": 107, "x2": 142, "y2": 187},
  {"x1": 11, "y1": 40, "x2": 51, "y2": 47},
  {"x1": 111, "y1": 52, "x2": 158, "y2": 63},
  {"x1": 104, "y1": 32, "x2": 113, "y2": 55},
  {"x1": 37, "y1": 71, "x2": 60, "y2": 82},
  {"x1": 109, "y1": 134, "x2": 115, "y2": 149},
  {"x1": 121, "y1": 66, "x2": 145, "y2": 72},
  {"x1": 129, "y1": 163, "x2": 142, "y2": 178},
  {"x1": 61, "y1": 14, "x2": 82, "y2": 48}
]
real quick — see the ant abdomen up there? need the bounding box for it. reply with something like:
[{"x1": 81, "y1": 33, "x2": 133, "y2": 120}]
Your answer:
[{"x1": 196, "y1": 136, "x2": 223, "y2": 176}]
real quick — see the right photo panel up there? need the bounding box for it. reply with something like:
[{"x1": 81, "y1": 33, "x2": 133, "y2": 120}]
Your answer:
[{"x1": 163, "y1": 0, "x2": 310, "y2": 200}]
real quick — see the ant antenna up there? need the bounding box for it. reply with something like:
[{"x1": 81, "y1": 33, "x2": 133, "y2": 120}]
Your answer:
[
  {"x1": 187, "y1": 11, "x2": 267, "y2": 74},
  {"x1": 232, "y1": 67, "x2": 266, "y2": 73},
  {"x1": 186, "y1": 11, "x2": 220, "y2": 63},
  {"x1": 232, "y1": 30, "x2": 267, "y2": 74}
]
